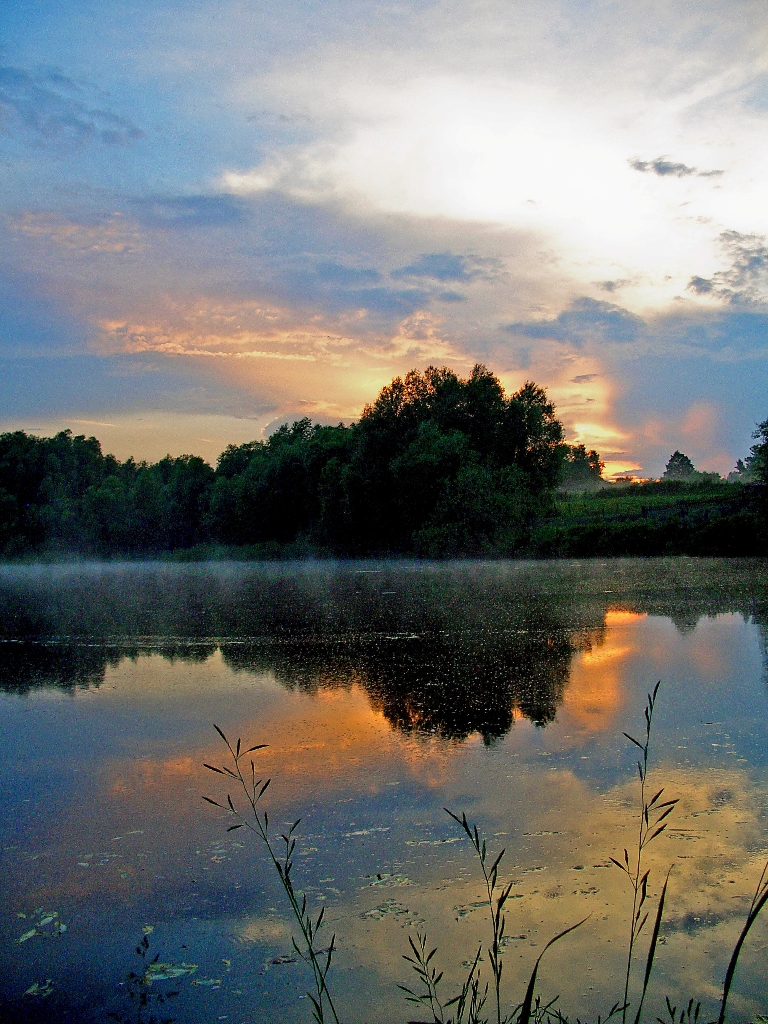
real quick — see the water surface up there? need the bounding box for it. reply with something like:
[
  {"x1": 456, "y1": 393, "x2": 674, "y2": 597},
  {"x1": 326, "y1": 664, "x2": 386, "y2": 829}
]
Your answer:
[{"x1": 1, "y1": 559, "x2": 767, "y2": 1022}]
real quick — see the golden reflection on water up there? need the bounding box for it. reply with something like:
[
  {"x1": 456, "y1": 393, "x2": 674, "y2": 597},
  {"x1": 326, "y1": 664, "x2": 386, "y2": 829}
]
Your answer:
[
  {"x1": 2, "y1": 581, "x2": 768, "y2": 1022},
  {"x1": 559, "y1": 609, "x2": 644, "y2": 736},
  {"x1": 97, "y1": 616, "x2": 768, "y2": 1017}
]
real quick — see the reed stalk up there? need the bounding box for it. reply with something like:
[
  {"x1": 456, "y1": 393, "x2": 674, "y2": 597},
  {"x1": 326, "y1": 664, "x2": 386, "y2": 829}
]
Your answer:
[
  {"x1": 609, "y1": 682, "x2": 677, "y2": 1024},
  {"x1": 203, "y1": 726, "x2": 340, "y2": 1024}
]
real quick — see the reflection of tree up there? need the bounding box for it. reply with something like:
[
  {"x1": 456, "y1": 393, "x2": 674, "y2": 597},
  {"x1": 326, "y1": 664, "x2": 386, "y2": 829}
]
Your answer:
[
  {"x1": 0, "y1": 643, "x2": 114, "y2": 694},
  {"x1": 220, "y1": 629, "x2": 583, "y2": 743},
  {"x1": 0, "y1": 642, "x2": 216, "y2": 694},
  {"x1": 2, "y1": 560, "x2": 768, "y2": 732}
]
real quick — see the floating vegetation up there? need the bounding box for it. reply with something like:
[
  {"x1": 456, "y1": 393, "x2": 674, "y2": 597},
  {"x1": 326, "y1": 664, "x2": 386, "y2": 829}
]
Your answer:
[
  {"x1": 143, "y1": 962, "x2": 198, "y2": 984},
  {"x1": 15, "y1": 908, "x2": 66, "y2": 943},
  {"x1": 199, "y1": 684, "x2": 768, "y2": 1024},
  {"x1": 106, "y1": 933, "x2": 189, "y2": 1024},
  {"x1": 366, "y1": 873, "x2": 413, "y2": 888},
  {"x1": 363, "y1": 900, "x2": 412, "y2": 921},
  {"x1": 23, "y1": 979, "x2": 54, "y2": 998}
]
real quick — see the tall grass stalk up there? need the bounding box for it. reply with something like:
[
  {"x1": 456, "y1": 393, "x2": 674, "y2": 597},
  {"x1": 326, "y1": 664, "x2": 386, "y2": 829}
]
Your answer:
[
  {"x1": 399, "y1": 930, "x2": 487, "y2": 1024},
  {"x1": 406, "y1": 810, "x2": 587, "y2": 1024},
  {"x1": 717, "y1": 859, "x2": 768, "y2": 1024},
  {"x1": 445, "y1": 810, "x2": 514, "y2": 1024},
  {"x1": 609, "y1": 682, "x2": 677, "y2": 1024},
  {"x1": 203, "y1": 725, "x2": 340, "y2": 1024}
]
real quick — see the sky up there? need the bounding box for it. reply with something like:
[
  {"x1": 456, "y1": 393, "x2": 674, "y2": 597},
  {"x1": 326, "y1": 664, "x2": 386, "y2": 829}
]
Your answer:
[{"x1": 2, "y1": 0, "x2": 768, "y2": 477}]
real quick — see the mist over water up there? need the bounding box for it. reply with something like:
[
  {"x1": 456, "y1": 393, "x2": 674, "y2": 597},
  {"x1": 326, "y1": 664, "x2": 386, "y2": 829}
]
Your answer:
[{"x1": 1, "y1": 559, "x2": 767, "y2": 1022}]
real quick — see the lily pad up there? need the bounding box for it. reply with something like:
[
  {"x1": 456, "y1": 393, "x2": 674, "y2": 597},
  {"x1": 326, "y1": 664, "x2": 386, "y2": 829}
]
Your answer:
[
  {"x1": 367, "y1": 873, "x2": 413, "y2": 887},
  {"x1": 363, "y1": 899, "x2": 410, "y2": 920},
  {"x1": 143, "y1": 962, "x2": 198, "y2": 984},
  {"x1": 24, "y1": 980, "x2": 54, "y2": 998}
]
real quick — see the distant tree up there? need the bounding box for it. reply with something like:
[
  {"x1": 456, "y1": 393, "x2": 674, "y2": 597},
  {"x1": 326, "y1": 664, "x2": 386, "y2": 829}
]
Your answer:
[
  {"x1": 210, "y1": 419, "x2": 355, "y2": 546},
  {"x1": 0, "y1": 366, "x2": 571, "y2": 557},
  {"x1": 560, "y1": 444, "x2": 604, "y2": 489},
  {"x1": 662, "y1": 451, "x2": 696, "y2": 480},
  {"x1": 727, "y1": 458, "x2": 758, "y2": 484},
  {"x1": 747, "y1": 419, "x2": 768, "y2": 485}
]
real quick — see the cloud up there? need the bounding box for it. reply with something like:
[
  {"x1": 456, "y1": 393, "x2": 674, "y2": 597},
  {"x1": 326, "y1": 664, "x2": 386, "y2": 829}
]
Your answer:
[
  {"x1": 8, "y1": 211, "x2": 145, "y2": 254},
  {"x1": 314, "y1": 262, "x2": 381, "y2": 285},
  {"x1": 130, "y1": 195, "x2": 245, "y2": 229},
  {"x1": 391, "y1": 252, "x2": 503, "y2": 283},
  {"x1": 570, "y1": 373, "x2": 600, "y2": 384},
  {"x1": 595, "y1": 279, "x2": 632, "y2": 293},
  {"x1": 277, "y1": 263, "x2": 430, "y2": 317},
  {"x1": 0, "y1": 66, "x2": 143, "y2": 147},
  {"x1": 687, "y1": 230, "x2": 768, "y2": 304},
  {"x1": 506, "y1": 297, "x2": 644, "y2": 346},
  {"x1": 629, "y1": 156, "x2": 723, "y2": 179}
]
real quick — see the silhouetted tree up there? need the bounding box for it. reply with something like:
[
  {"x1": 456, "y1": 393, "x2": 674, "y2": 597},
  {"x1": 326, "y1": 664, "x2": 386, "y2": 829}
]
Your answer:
[
  {"x1": 0, "y1": 366, "x2": 573, "y2": 557},
  {"x1": 561, "y1": 444, "x2": 604, "y2": 489},
  {"x1": 748, "y1": 419, "x2": 768, "y2": 485},
  {"x1": 663, "y1": 450, "x2": 697, "y2": 480}
]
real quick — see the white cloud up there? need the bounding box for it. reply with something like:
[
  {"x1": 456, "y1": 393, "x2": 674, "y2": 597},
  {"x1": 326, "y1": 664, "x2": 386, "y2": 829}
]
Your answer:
[{"x1": 221, "y1": 0, "x2": 768, "y2": 313}]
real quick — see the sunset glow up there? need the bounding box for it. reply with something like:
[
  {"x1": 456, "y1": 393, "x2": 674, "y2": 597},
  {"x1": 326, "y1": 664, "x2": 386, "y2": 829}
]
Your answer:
[{"x1": 2, "y1": 1, "x2": 767, "y2": 475}]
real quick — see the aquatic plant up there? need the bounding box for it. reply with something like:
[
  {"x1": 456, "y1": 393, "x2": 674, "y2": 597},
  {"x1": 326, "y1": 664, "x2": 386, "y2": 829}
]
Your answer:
[
  {"x1": 399, "y1": 929, "x2": 487, "y2": 1024},
  {"x1": 203, "y1": 726, "x2": 339, "y2": 1024},
  {"x1": 202, "y1": 688, "x2": 768, "y2": 1024},
  {"x1": 398, "y1": 808, "x2": 589, "y2": 1024},
  {"x1": 609, "y1": 682, "x2": 677, "y2": 1024},
  {"x1": 717, "y1": 861, "x2": 768, "y2": 1024},
  {"x1": 107, "y1": 932, "x2": 181, "y2": 1024}
]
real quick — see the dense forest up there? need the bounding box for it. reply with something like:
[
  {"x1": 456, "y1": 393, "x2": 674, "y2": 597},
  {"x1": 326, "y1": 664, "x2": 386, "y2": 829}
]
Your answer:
[{"x1": 0, "y1": 365, "x2": 765, "y2": 558}]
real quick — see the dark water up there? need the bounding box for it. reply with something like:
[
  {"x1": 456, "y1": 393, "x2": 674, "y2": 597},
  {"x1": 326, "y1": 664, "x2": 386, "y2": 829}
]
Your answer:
[{"x1": 1, "y1": 558, "x2": 767, "y2": 1022}]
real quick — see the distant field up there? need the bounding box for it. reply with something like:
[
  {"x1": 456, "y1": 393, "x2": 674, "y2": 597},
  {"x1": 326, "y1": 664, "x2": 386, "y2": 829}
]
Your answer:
[{"x1": 531, "y1": 480, "x2": 765, "y2": 557}]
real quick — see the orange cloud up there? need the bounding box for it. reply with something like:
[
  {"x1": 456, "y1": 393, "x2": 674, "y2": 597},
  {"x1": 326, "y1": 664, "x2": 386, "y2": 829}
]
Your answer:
[{"x1": 8, "y1": 211, "x2": 145, "y2": 254}]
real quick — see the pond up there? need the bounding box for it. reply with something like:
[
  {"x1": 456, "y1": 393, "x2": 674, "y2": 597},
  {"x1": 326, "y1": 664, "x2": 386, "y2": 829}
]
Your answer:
[{"x1": 1, "y1": 558, "x2": 767, "y2": 1023}]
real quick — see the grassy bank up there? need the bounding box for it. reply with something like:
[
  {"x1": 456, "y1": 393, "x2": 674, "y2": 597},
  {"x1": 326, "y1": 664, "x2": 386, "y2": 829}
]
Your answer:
[
  {"x1": 530, "y1": 481, "x2": 766, "y2": 557},
  {"x1": 1, "y1": 480, "x2": 764, "y2": 562}
]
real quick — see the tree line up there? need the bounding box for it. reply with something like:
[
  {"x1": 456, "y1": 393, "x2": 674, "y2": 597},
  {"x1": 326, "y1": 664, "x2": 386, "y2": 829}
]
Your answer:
[{"x1": 0, "y1": 365, "x2": 763, "y2": 558}]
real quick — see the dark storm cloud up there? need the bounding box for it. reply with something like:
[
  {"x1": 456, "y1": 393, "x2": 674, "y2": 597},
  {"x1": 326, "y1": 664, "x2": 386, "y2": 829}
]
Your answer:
[
  {"x1": 687, "y1": 230, "x2": 768, "y2": 304},
  {"x1": 0, "y1": 66, "x2": 144, "y2": 147},
  {"x1": 629, "y1": 156, "x2": 723, "y2": 179},
  {"x1": 131, "y1": 195, "x2": 246, "y2": 229},
  {"x1": 391, "y1": 252, "x2": 503, "y2": 282},
  {"x1": 506, "y1": 297, "x2": 644, "y2": 345}
]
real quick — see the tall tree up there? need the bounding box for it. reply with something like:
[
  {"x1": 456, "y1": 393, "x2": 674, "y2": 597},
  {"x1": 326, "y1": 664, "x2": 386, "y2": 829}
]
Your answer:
[{"x1": 662, "y1": 451, "x2": 696, "y2": 480}]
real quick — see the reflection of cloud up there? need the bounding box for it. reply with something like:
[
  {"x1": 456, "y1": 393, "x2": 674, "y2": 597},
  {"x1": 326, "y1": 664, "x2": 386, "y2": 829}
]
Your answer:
[
  {"x1": 235, "y1": 917, "x2": 290, "y2": 945},
  {"x1": 560, "y1": 613, "x2": 646, "y2": 735},
  {"x1": 338, "y1": 764, "x2": 768, "y2": 1018}
]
